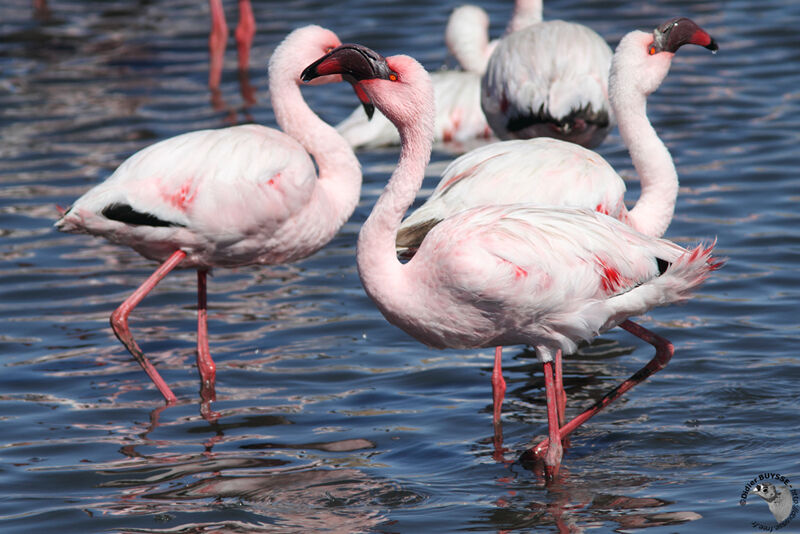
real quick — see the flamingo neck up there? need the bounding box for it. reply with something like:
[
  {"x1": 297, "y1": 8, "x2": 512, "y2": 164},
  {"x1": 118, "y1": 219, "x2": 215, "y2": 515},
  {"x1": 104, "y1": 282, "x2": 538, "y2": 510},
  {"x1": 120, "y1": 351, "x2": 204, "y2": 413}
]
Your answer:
[
  {"x1": 505, "y1": 0, "x2": 543, "y2": 34},
  {"x1": 356, "y1": 116, "x2": 433, "y2": 312},
  {"x1": 270, "y1": 70, "x2": 362, "y2": 229},
  {"x1": 612, "y1": 76, "x2": 677, "y2": 238}
]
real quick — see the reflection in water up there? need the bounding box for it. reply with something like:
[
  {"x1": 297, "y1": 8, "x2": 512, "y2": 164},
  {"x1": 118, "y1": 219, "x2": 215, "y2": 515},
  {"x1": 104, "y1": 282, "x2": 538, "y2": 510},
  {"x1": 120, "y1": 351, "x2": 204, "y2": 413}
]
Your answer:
[{"x1": 91, "y1": 405, "x2": 398, "y2": 533}]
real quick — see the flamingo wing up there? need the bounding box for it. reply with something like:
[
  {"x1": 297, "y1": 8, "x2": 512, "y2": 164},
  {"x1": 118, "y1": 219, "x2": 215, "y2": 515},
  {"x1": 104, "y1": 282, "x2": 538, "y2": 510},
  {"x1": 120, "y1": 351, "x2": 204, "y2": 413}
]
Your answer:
[{"x1": 397, "y1": 138, "x2": 626, "y2": 252}]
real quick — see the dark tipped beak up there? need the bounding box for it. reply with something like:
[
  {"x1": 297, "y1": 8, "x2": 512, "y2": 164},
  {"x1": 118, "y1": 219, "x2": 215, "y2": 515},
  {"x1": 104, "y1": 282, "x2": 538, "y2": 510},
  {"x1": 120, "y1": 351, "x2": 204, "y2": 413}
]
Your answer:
[
  {"x1": 652, "y1": 17, "x2": 718, "y2": 54},
  {"x1": 302, "y1": 44, "x2": 393, "y2": 120}
]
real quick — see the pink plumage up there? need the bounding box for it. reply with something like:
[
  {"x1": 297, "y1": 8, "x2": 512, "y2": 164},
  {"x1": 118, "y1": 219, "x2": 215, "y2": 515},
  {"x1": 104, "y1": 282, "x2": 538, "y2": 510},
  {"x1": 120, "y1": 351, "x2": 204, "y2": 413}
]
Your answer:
[
  {"x1": 302, "y1": 25, "x2": 722, "y2": 477},
  {"x1": 56, "y1": 26, "x2": 362, "y2": 404},
  {"x1": 397, "y1": 17, "x2": 720, "y2": 254}
]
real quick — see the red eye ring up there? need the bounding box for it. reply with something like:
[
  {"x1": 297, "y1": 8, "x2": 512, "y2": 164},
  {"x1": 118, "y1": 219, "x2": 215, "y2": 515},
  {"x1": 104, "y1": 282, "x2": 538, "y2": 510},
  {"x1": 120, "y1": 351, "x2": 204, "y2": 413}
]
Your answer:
[{"x1": 648, "y1": 45, "x2": 657, "y2": 55}]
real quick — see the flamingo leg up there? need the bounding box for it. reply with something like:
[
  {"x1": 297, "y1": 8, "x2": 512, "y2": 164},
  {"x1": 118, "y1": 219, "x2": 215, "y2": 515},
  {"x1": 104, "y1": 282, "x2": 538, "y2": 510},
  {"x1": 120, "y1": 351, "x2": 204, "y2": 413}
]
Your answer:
[
  {"x1": 196, "y1": 270, "x2": 217, "y2": 400},
  {"x1": 208, "y1": 0, "x2": 228, "y2": 89},
  {"x1": 491, "y1": 345, "x2": 506, "y2": 424},
  {"x1": 523, "y1": 320, "x2": 674, "y2": 462},
  {"x1": 234, "y1": 0, "x2": 255, "y2": 74},
  {"x1": 110, "y1": 250, "x2": 187, "y2": 404},
  {"x1": 542, "y1": 359, "x2": 564, "y2": 479},
  {"x1": 554, "y1": 349, "x2": 566, "y2": 427}
]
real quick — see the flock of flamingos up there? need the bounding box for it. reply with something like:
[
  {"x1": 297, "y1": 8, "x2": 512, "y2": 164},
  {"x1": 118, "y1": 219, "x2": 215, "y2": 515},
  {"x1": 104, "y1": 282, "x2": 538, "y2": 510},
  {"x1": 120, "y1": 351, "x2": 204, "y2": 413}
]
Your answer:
[{"x1": 54, "y1": 0, "x2": 723, "y2": 479}]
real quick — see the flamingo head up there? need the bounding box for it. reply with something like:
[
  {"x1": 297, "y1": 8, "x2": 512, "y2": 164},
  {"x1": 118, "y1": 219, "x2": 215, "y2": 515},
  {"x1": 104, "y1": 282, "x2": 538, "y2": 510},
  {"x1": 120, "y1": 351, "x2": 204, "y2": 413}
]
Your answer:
[
  {"x1": 611, "y1": 17, "x2": 718, "y2": 98},
  {"x1": 649, "y1": 17, "x2": 718, "y2": 55},
  {"x1": 270, "y1": 25, "x2": 343, "y2": 87},
  {"x1": 302, "y1": 44, "x2": 434, "y2": 138}
]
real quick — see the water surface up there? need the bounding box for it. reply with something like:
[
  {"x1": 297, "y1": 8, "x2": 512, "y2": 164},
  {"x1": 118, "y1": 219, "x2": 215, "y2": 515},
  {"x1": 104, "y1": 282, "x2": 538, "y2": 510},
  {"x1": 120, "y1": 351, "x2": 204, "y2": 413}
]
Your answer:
[{"x1": 1, "y1": 0, "x2": 798, "y2": 532}]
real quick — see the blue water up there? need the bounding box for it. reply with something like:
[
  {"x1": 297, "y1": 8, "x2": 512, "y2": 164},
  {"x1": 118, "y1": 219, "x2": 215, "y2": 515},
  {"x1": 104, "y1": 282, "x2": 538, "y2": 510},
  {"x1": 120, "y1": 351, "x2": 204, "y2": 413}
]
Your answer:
[{"x1": 1, "y1": 0, "x2": 798, "y2": 532}]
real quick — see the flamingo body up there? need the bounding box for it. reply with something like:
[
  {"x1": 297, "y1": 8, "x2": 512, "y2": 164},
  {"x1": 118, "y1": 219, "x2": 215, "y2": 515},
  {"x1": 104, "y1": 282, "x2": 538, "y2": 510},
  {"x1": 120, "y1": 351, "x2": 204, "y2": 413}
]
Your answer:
[
  {"x1": 388, "y1": 205, "x2": 713, "y2": 359},
  {"x1": 396, "y1": 138, "x2": 626, "y2": 252},
  {"x1": 481, "y1": 20, "x2": 614, "y2": 147},
  {"x1": 57, "y1": 125, "x2": 341, "y2": 268}
]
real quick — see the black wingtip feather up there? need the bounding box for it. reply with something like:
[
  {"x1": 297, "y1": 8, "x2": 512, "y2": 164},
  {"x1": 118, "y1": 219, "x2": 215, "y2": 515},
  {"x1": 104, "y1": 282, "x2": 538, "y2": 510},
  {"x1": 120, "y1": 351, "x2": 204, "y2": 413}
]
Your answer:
[{"x1": 101, "y1": 203, "x2": 184, "y2": 227}]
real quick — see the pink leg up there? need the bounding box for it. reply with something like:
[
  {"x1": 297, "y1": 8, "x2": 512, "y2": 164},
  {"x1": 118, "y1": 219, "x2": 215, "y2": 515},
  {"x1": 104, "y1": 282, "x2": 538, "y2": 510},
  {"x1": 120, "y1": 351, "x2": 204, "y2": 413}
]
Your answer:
[
  {"x1": 542, "y1": 360, "x2": 563, "y2": 479},
  {"x1": 491, "y1": 346, "x2": 506, "y2": 424},
  {"x1": 234, "y1": 0, "x2": 255, "y2": 73},
  {"x1": 524, "y1": 320, "x2": 674, "y2": 461},
  {"x1": 110, "y1": 250, "x2": 187, "y2": 404},
  {"x1": 196, "y1": 270, "x2": 217, "y2": 398},
  {"x1": 208, "y1": 0, "x2": 228, "y2": 89},
  {"x1": 554, "y1": 349, "x2": 566, "y2": 427}
]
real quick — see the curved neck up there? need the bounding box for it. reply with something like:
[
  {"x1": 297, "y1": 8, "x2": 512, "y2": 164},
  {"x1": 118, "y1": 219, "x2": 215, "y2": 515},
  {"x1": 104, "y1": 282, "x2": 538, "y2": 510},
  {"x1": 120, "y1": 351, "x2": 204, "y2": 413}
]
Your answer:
[
  {"x1": 505, "y1": 0, "x2": 543, "y2": 34},
  {"x1": 612, "y1": 78, "x2": 677, "y2": 238},
  {"x1": 356, "y1": 116, "x2": 433, "y2": 310},
  {"x1": 270, "y1": 71, "x2": 362, "y2": 227}
]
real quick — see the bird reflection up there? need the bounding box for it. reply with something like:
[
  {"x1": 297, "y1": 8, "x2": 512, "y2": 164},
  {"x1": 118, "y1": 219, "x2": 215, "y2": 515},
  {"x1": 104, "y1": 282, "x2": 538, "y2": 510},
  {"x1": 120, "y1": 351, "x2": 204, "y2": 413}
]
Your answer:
[{"x1": 96, "y1": 404, "x2": 391, "y2": 533}]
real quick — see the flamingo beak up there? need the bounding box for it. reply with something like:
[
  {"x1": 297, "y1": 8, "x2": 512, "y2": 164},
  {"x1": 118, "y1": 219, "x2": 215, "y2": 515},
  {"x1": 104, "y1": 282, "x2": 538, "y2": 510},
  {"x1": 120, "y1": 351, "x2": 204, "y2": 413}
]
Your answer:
[
  {"x1": 651, "y1": 17, "x2": 718, "y2": 54},
  {"x1": 302, "y1": 44, "x2": 395, "y2": 121}
]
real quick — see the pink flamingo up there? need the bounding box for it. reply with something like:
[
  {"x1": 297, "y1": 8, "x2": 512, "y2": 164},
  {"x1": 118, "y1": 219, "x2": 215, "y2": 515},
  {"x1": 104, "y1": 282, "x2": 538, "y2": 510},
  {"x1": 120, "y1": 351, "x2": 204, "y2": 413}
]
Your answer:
[
  {"x1": 480, "y1": 0, "x2": 614, "y2": 147},
  {"x1": 302, "y1": 41, "x2": 723, "y2": 477},
  {"x1": 55, "y1": 26, "x2": 362, "y2": 404},
  {"x1": 396, "y1": 17, "x2": 719, "y2": 422},
  {"x1": 207, "y1": 0, "x2": 256, "y2": 90},
  {"x1": 336, "y1": 0, "x2": 541, "y2": 148}
]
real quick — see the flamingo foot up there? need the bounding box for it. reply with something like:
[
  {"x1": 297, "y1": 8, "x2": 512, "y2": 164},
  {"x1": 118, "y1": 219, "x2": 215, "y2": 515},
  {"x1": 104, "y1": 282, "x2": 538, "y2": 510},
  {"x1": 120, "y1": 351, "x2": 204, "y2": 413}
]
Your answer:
[{"x1": 520, "y1": 320, "x2": 674, "y2": 469}]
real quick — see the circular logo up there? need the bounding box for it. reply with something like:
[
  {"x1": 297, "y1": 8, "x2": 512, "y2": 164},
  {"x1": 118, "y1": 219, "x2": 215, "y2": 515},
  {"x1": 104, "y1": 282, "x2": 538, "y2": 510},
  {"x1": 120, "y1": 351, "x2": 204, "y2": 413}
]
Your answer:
[{"x1": 740, "y1": 472, "x2": 799, "y2": 531}]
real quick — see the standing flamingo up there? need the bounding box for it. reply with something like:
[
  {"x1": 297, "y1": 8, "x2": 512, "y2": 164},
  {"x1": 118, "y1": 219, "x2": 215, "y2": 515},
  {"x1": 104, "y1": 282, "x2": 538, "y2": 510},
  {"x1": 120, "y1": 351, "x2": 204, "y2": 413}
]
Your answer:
[
  {"x1": 55, "y1": 26, "x2": 362, "y2": 404},
  {"x1": 207, "y1": 0, "x2": 256, "y2": 90},
  {"x1": 481, "y1": 1, "x2": 613, "y2": 147},
  {"x1": 302, "y1": 41, "x2": 723, "y2": 477},
  {"x1": 397, "y1": 17, "x2": 719, "y2": 422},
  {"x1": 336, "y1": 0, "x2": 541, "y2": 148}
]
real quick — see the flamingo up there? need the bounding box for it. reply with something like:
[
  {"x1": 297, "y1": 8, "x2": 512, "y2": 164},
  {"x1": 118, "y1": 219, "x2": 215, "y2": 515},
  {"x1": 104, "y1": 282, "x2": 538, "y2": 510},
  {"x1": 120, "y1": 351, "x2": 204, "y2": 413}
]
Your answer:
[
  {"x1": 396, "y1": 17, "x2": 719, "y2": 422},
  {"x1": 207, "y1": 0, "x2": 256, "y2": 90},
  {"x1": 55, "y1": 26, "x2": 362, "y2": 404},
  {"x1": 480, "y1": 1, "x2": 614, "y2": 147},
  {"x1": 445, "y1": 0, "x2": 542, "y2": 75},
  {"x1": 336, "y1": 0, "x2": 541, "y2": 148},
  {"x1": 302, "y1": 41, "x2": 723, "y2": 477}
]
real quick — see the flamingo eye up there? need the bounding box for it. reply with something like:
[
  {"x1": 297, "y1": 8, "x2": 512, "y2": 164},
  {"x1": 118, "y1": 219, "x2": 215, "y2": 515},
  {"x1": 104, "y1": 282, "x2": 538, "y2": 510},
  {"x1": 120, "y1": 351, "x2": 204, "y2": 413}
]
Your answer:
[
  {"x1": 648, "y1": 44, "x2": 657, "y2": 55},
  {"x1": 389, "y1": 73, "x2": 398, "y2": 81},
  {"x1": 325, "y1": 46, "x2": 335, "y2": 53}
]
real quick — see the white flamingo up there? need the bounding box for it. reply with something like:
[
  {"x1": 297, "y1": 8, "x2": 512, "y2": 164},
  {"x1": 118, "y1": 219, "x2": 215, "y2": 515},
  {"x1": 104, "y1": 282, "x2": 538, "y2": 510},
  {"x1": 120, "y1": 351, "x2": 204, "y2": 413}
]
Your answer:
[
  {"x1": 302, "y1": 41, "x2": 723, "y2": 477},
  {"x1": 480, "y1": 0, "x2": 614, "y2": 147},
  {"x1": 445, "y1": 0, "x2": 542, "y2": 75},
  {"x1": 397, "y1": 17, "x2": 719, "y2": 423},
  {"x1": 336, "y1": 0, "x2": 541, "y2": 148},
  {"x1": 56, "y1": 26, "x2": 362, "y2": 404}
]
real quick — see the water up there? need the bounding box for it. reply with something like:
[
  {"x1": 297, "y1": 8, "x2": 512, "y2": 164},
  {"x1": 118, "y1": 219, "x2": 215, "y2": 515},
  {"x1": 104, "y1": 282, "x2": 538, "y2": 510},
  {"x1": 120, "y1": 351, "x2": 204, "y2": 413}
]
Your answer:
[{"x1": 1, "y1": 0, "x2": 798, "y2": 532}]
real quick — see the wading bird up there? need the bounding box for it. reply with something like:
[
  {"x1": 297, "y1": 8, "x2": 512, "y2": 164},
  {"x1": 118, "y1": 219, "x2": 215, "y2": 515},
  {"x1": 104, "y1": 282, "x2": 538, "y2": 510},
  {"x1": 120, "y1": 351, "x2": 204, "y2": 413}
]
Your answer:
[
  {"x1": 302, "y1": 39, "x2": 722, "y2": 477},
  {"x1": 56, "y1": 26, "x2": 362, "y2": 404},
  {"x1": 396, "y1": 17, "x2": 719, "y2": 422}
]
